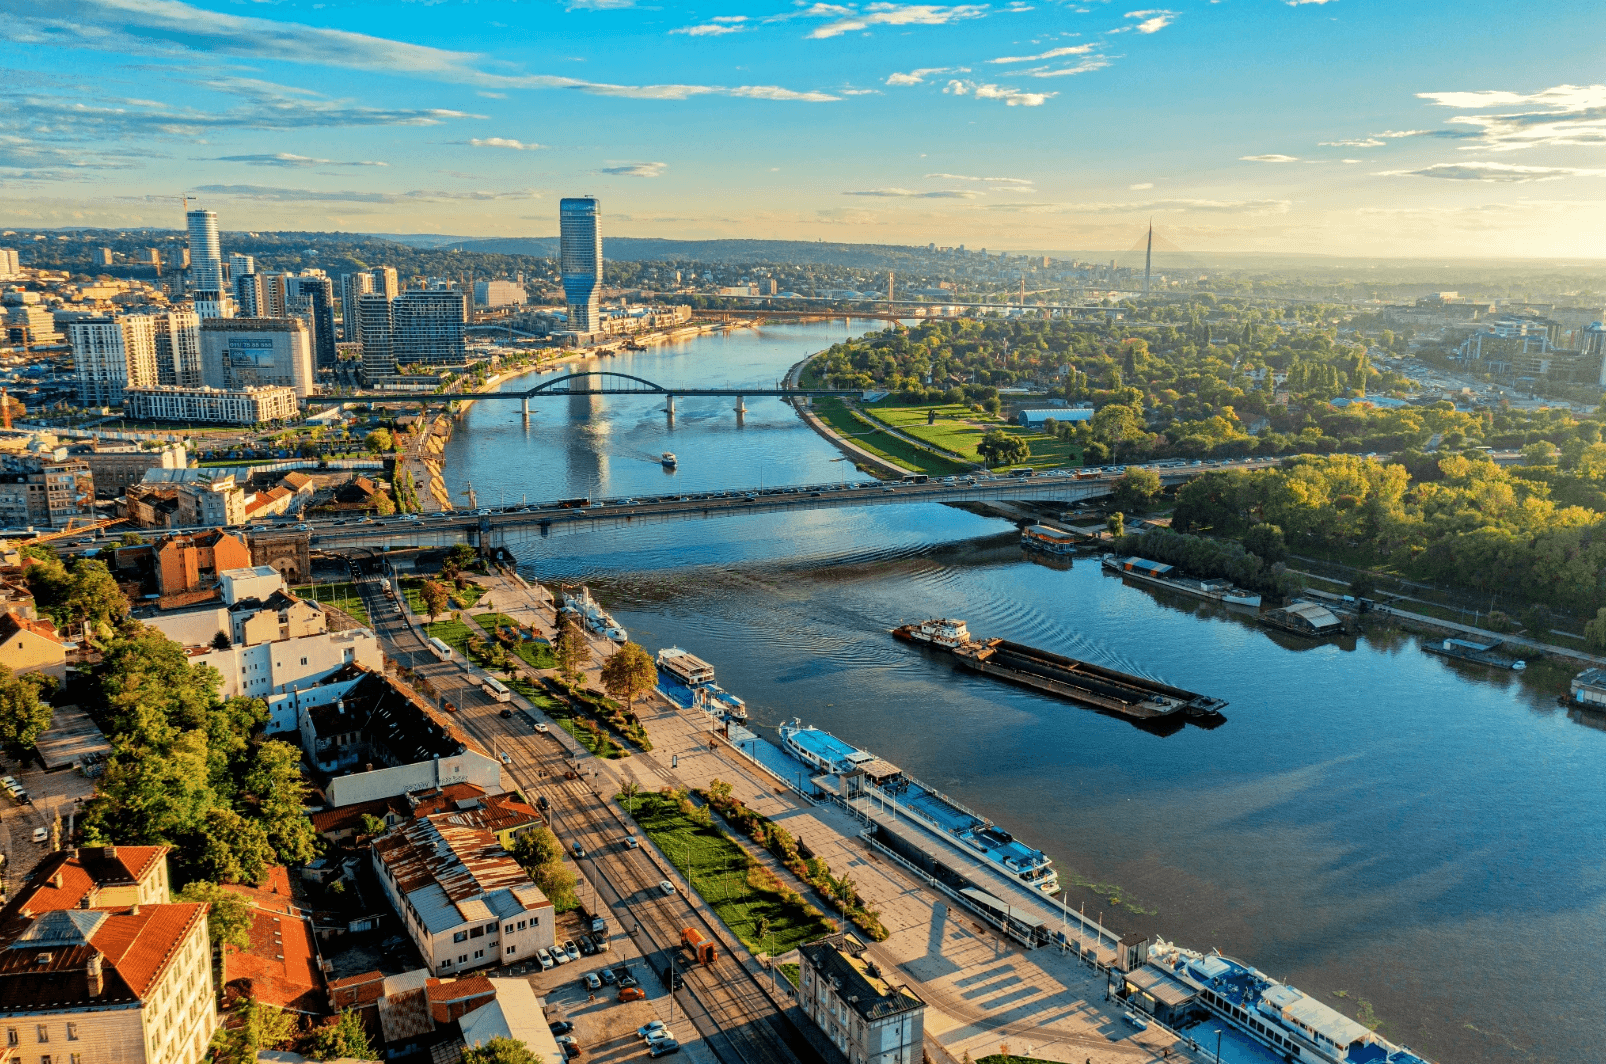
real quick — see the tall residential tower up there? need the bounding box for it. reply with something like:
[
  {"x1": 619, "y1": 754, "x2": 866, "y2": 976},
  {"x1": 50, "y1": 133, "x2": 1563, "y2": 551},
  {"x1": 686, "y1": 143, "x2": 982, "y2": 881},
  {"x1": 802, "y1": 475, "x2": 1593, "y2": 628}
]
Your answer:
[
  {"x1": 560, "y1": 197, "x2": 602, "y2": 333},
  {"x1": 185, "y1": 208, "x2": 231, "y2": 319}
]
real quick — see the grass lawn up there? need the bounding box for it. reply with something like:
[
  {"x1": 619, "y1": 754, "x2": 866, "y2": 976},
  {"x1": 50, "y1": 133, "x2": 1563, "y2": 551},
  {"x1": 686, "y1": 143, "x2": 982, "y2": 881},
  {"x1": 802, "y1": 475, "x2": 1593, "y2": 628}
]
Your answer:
[
  {"x1": 776, "y1": 962, "x2": 800, "y2": 987},
  {"x1": 423, "y1": 618, "x2": 474, "y2": 654},
  {"x1": 472, "y1": 611, "x2": 556, "y2": 667},
  {"x1": 510, "y1": 680, "x2": 627, "y2": 758},
  {"x1": 451, "y1": 583, "x2": 486, "y2": 609},
  {"x1": 869, "y1": 403, "x2": 1081, "y2": 470},
  {"x1": 294, "y1": 582, "x2": 370, "y2": 626},
  {"x1": 811, "y1": 398, "x2": 970, "y2": 477},
  {"x1": 620, "y1": 792, "x2": 834, "y2": 955}
]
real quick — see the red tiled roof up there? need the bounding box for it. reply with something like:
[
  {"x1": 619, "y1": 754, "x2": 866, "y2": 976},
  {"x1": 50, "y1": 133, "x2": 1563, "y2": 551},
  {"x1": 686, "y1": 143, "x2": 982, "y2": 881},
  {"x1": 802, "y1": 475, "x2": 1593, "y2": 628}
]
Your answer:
[
  {"x1": 0, "y1": 611, "x2": 62, "y2": 646},
  {"x1": 92, "y1": 902, "x2": 208, "y2": 999},
  {"x1": 2, "y1": 846, "x2": 168, "y2": 918},
  {"x1": 222, "y1": 871, "x2": 325, "y2": 1014}
]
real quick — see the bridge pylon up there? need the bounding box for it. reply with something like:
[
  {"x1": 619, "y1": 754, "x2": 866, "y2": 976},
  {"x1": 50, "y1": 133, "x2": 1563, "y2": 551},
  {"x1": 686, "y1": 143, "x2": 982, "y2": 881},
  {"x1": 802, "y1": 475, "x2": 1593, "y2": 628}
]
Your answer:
[{"x1": 665, "y1": 394, "x2": 675, "y2": 420}]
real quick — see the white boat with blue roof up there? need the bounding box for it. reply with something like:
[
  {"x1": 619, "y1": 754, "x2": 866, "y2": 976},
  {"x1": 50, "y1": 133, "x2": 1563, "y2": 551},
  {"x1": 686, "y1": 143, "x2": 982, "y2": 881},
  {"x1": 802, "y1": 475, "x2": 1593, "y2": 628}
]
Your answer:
[
  {"x1": 655, "y1": 646, "x2": 748, "y2": 721},
  {"x1": 778, "y1": 719, "x2": 1058, "y2": 894}
]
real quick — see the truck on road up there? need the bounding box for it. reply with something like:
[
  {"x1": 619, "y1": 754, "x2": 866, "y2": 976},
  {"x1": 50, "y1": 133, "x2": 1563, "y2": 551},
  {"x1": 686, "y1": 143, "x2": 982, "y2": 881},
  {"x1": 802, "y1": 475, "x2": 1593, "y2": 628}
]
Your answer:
[{"x1": 679, "y1": 927, "x2": 717, "y2": 967}]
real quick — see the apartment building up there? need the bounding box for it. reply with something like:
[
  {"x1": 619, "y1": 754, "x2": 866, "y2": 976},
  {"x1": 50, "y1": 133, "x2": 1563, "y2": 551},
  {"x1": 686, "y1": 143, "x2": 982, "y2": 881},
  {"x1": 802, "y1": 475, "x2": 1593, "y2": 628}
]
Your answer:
[
  {"x1": 151, "y1": 312, "x2": 201, "y2": 389},
  {"x1": 199, "y1": 318, "x2": 314, "y2": 398},
  {"x1": 68, "y1": 317, "x2": 159, "y2": 407},
  {"x1": 392, "y1": 290, "x2": 467, "y2": 366},
  {"x1": 0, "y1": 452, "x2": 95, "y2": 529},
  {"x1": 123, "y1": 385, "x2": 298, "y2": 426},
  {"x1": 373, "y1": 813, "x2": 554, "y2": 976}
]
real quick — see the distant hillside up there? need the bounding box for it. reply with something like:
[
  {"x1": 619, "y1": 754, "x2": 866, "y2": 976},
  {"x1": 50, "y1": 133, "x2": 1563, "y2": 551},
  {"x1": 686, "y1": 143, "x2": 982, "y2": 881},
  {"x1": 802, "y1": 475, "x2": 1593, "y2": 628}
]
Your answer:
[{"x1": 433, "y1": 236, "x2": 947, "y2": 269}]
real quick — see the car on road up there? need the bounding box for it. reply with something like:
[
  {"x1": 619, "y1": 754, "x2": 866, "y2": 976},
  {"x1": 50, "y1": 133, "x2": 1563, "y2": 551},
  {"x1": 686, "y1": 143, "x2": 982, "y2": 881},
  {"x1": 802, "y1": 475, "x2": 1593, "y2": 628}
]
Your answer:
[
  {"x1": 571, "y1": 843, "x2": 586, "y2": 859},
  {"x1": 625, "y1": 834, "x2": 638, "y2": 848},
  {"x1": 500, "y1": 709, "x2": 513, "y2": 719},
  {"x1": 659, "y1": 880, "x2": 676, "y2": 896},
  {"x1": 499, "y1": 752, "x2": 512, "y2": 765},
  {"x1": 648, "y1": 1040, "x2": 680, "y2": 1058},
  {"x1": 548, "y1": 1022, "x2": 573, "y2": 1036},
  {"x1": 583, "y1": 972, "x2": 601, "y2": 991},
  {"x1": 535, "y1": 722, "x2": 549, "y2": 733},
  {"x1": 563, "y1": 940, "x2": 581, "y2": 963},
  {"x1": 31, "y1": 827, "x2": 47, "y2": 843}
]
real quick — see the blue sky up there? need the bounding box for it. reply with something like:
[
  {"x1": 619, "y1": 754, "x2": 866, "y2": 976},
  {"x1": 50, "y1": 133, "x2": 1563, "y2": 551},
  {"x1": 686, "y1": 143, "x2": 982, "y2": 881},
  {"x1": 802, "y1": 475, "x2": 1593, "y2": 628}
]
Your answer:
[{"x1": 5, "y1": 0, "x2": 1606, "y2": 256}]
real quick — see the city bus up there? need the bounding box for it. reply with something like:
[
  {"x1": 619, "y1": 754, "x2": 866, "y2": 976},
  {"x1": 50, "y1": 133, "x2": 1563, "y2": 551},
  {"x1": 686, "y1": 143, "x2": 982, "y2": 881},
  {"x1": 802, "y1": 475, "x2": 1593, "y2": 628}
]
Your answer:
[
  {"x1": 428, "y1": 637, "x2": 454, "y2": 661},
  {"x1": 481, "y1": 677, "x2": 513, "y2": 703}
]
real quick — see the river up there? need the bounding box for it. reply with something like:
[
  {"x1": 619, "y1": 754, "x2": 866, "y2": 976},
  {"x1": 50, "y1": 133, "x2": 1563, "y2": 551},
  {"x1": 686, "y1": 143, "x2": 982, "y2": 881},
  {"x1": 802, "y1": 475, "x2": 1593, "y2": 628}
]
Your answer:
[{"x1": 443, "y1": 320, "x2": 1605, "y2": 1064}]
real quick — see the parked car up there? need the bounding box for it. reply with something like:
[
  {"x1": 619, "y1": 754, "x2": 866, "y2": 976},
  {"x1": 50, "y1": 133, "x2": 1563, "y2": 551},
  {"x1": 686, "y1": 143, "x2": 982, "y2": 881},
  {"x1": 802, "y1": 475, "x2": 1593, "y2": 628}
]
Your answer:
[
  {"x1": 537, "y1": 949, "x2": 555, "y2": 970},
  {"x1": 638, "y1": 1023, "x2": 667, "y2": 1041},
  {"x1": 563, "y1": 940, "x2": 581, "y2": 963},
  {"x1": 548, "y1": 1022, "x2": 573, "y2": 1036},
  {"x1": 550, "y1": 946, "x2": 569, "y2": 965},
  {"x1": 648, "y1": 1041, "x2": 680, "y2": 1058},
  {"x1": 583, "y1": 972, "x2": 601, "y2": 991},
  {"x1": 578, "y1": 935, "x2": 597, "y2": 956},
  {"x1": 598, "y1": 968, "x2": 617, "y2": 986},
  {"x1": 618, "y1": 987, "x2": 645, "y2": 1002},
  {"x1": 30, "y1": 827, "x2": 47, "y2": 843}
]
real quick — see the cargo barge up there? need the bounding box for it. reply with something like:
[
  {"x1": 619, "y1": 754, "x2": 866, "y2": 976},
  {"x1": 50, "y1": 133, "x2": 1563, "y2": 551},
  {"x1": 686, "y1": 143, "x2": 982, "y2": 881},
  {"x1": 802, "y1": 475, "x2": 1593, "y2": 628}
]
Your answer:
[
  {"x1": 778, "y1": 719, "x2": 1059, "y2": 893},
  {"x1": 1102, "y1": 554, "x2": 1261, "y2": 608},
  {"x1": 892, "y1": 618, "x2": 1226, "y2": 721}
]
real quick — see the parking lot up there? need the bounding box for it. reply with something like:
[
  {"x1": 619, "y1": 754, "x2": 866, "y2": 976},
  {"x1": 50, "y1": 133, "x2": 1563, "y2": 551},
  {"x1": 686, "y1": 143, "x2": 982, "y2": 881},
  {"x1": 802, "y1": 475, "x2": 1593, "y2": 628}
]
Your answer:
[
  {"x1": 527, "y1": 909, "x2": 716, "y2": 1064},
  {"x1": 0, "y1": 754, "x2": 96, "y2": 896}
]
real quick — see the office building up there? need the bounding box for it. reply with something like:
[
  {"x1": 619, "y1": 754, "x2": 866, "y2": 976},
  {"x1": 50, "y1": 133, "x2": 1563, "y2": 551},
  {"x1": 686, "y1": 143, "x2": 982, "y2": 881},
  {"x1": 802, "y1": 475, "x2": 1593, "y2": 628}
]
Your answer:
[
  {"x1": 1585, "y1": 322, "x2": 1606, "y2": 387},
  {"x1": 234, "y1": 272, "x2": 264, "y2": 317},
  {"x1": 372, "y1": 812, "x2": 555, "y2": 976},
  {"x1": 473, "y1": 279, "x2": 526, "y2": 308},
  {"x1": 341, "y1": 271, "x2": 374, "y2": 343},
  {"x1": 228, "y1": 252, "x2": 255, "y2": 280},
  {"x1": 7, "y1": 304, "x2": 62, "y2": 347},
  {"x1": 0, "y1": 248, "x2": 19, "y2": 279},
  {"x1": 200, "y1": 318, "x2": 315, "y2": 397},
  {"x1": 299, "y1": 274, "x2": 339, "y2": 369},
  {"x1": 559, "y1": 197, "x2": 602, "y2": 333},
  {"x1": 393, "y1": 289, "x2": 467, "y2": 366},
  {"x1": 185, "y1": 207, "x2": 231, "y2": 319},
  {"x1": 152, "y1": 310, "x2": 202, "y2": 388},
  {"x1": 370, "y1": 265, "x2": 400, "y2": 299},
  {"x1": 66, "y1": 440, "x2": 187, "y2": 496},
  {"x1": 357, "y1": 293, "x2": 396, "y2": 378},
  {"x1": 124, "y1": 384, "x2": 299, "y2": 425},
  {"x1": 797, "y1": 936, "x2": 925, "y2": 1064},
  {"x1": 69, "y1": 316, "x2": 159, "y2": 406}
]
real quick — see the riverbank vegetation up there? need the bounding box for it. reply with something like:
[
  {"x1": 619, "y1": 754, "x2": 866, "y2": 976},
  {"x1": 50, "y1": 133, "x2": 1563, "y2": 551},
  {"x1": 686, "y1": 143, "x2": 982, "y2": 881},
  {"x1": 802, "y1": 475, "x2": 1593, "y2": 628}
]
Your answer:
[
  {"x1": 619, "y1": 788, "x2": 836, "y2": 955},
  {"x1": 811, "y1": 397, "x2": 969, "y2": 476}
]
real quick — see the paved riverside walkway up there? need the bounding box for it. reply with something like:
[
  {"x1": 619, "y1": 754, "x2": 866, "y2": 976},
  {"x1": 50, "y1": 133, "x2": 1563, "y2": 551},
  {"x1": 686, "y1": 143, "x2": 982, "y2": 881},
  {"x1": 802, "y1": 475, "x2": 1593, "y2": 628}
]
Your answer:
[{"x1": 430, "y1": 565, "x2": 1191, "y2": 1064}]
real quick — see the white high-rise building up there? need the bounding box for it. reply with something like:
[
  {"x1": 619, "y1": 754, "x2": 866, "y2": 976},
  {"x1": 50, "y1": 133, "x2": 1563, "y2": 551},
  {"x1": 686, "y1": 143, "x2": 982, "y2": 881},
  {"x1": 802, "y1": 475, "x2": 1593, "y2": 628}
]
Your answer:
[
  {"x1": 370, "y1": 265, "x2": 399, "y2": 299},
  {"x1": 0, "y1": 248, "x2": 19, "y2": 280},
  {"x1": 200, "y1": 317, "x2": 315, "y2": 397},
  {"x1": 69, "y1": 315, "x2": 160, "y2": 407},
  {"x1": 153, "y1": 310, "x2": 203, "y2": 387},
  {"x1": 393, "y1": 289, "x2": 468, "y2": 365},
  {"x1": 186, "y1": 208, "x2": 233, "y2": 319},
  {"x1": 560, "y1": 197, "x2": 602, "y2": 333},
  {"x1": 228, "y1": 252, "x2": 255, "y2": 281}
]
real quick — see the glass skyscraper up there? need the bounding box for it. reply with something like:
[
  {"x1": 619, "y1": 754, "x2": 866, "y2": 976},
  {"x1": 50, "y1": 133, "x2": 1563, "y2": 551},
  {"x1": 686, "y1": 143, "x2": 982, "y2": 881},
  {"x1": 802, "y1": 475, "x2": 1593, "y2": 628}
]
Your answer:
[{"x1": 559, "y1": 197, "x2": 601, "y2": 333}]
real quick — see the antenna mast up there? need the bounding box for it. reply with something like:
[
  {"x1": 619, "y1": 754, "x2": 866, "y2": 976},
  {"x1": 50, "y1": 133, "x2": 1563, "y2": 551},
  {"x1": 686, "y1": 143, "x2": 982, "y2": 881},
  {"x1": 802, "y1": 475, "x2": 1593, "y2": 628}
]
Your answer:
[{"x1": 1143, "y1": 219, "x2": 1153, "y2": 298}]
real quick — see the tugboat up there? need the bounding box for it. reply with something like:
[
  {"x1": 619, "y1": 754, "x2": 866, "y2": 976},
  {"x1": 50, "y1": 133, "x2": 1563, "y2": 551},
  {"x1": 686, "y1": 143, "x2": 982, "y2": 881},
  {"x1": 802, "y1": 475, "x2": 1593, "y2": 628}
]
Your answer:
[{"x1": 661, "y1": 452, "x2": 678, "y2": 469}]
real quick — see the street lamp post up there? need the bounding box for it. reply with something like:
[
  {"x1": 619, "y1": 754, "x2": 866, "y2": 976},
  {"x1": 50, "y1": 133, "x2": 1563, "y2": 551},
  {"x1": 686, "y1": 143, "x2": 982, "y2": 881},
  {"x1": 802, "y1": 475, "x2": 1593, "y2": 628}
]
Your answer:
[{"x1": 1216, "y1": 1029, "x2": 1223, "y2": 1064}]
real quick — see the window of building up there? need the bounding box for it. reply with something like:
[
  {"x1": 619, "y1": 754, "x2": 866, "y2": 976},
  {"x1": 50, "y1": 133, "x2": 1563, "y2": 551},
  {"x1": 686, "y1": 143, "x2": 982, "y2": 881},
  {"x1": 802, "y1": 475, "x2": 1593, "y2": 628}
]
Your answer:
[
  {"x1": 440, "y1": 959, "x2": 453, "y2": 969},
  {"x1": 473, "y1": 950, "x2": 483, "y2": 960},
  {"x1": 65, "y1": 1027, "x2": 76, "y2": 1042},
  {"x1": 7, "y1": 1030, "x2": 17, "y2": 1047},
  {"x1": 37, "y1": 1027, "x2": 48, "y2": 1043},
  {"x1": 506, "y1": 946, "x2": 516, "y2": 955},
  {"x1": 70, "y1": 1054, "x2": 81, "y2": 1064},
  {"x1": 504, "y1": 924, "x2": 514, "y2": 934},
  {"x1": 469, "y1": 927, "x2": 483, "y2": 939},
  {"x1": 458, "y1": 955, "x2": 467, "y2": 964},
  {"x1": 41, "y1": 1055, "x2": 50, "y2": 1064},
  {"x1": 517, "y1": 921, "x2": 526, "y2": 931},
  {"x1": 453, "y1": 932, "x2": 468, "y2": 943},
  {"x1": 483, "y1": 922, "x2": 497, "y2": 935}
]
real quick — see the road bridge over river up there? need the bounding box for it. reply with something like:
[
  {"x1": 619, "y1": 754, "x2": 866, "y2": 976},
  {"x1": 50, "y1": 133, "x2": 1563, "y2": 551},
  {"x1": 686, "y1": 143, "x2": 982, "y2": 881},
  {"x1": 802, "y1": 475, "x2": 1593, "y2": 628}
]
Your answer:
[{"x1": 297, "y1": 460, "x2": 1277, "y2": 554}]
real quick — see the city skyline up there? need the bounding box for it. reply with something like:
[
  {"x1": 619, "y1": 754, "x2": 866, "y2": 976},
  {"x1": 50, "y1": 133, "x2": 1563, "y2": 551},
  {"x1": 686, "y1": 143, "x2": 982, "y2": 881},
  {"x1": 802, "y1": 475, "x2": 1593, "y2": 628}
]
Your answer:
[{"x1": 5, "y1": 0, "x2": 1605, "y2": 258}]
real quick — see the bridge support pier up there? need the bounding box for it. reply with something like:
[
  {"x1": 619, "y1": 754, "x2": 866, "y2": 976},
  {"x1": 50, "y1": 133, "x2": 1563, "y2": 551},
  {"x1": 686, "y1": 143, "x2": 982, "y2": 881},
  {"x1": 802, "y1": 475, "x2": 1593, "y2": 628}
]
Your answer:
[
  {"x1": 666, "y1": 394, "x2": 675, "y2": 420},
  {"x1": 734, "y1": 395, "x2": 746, "y2": 426},
  {"x1": 521, "y1": 397, "x2": 530, "y2": 417}
]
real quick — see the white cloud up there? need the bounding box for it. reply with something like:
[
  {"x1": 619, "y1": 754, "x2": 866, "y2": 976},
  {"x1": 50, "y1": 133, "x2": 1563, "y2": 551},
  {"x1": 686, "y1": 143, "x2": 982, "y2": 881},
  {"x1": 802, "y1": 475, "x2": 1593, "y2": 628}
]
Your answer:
[
  {"x1": 987, "y1": 197, "x2": 1291, "y2": 214},
  {"x1": 990, "y1": 44, "x2": 1095, "y2": 63},
  {"x1": 844, "y1": 187, "x2": 983, "y2": 198},
  {"x1": 1416, "y1": 84, "x2": 1606, "y2": 152},
  {"x1": 469, "y1": 138, "x2": 544, "y2": 150},
  {"x1": 1285, "y1": 0, "x2": 1337, "y2": 5},
  {"x1": 944, "y1": 79, "x2": 1053, "y2": 106},
  {"x1": 1123, "y1": 8, "x2": 1176, "y2": 33},
  {"x1": 1129, "y1": 182, "x2": 1153, "y2": 189},
  {"x1": 924, "y1": 172, "x2": 1033, "y2": 184},
  {"x1": 885, "y1": 66, "x2": 966, "y2": 85},
  {"x1": 807, "y1": 3, "x2": 991, "y2": 39},
  {"x1": 0, "y1": 0, "x2": 833, "y2": 104},
  {"x1": 1241, "y1": 153, "x2": 1299, "y2": 162},
  {"x1": 671, "y1": 21, "x2": 746, "y2": 35},
  {"x1": 730, "y1": 85, "x2": 841, "y2": 101},
  {"x1": 599, "y1": 161, "x2": 668, "y2": 177},
  {"x1": 1021, "y1": 57, "x2": 1110, "y2": 78},
  {"x1": 214, "y1": 152, "x2": 387, "y2": 167},
  {"x1": 189, "y1": 183, "x2": 542, "y2": 202},
  {"x1": 1319, "y1": 137, "x2": 1384, "y2": 147},
  {"x1": 1374, "y1": 161, "x2": 1606, "y2": 183}
]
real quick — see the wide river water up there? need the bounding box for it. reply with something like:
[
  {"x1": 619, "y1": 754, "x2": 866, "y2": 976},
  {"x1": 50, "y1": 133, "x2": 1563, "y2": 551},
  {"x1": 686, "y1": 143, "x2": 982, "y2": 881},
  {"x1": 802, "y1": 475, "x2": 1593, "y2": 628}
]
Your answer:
[{"x1": 443, "y1": 321, "x2": 1605, "y2": 1064}]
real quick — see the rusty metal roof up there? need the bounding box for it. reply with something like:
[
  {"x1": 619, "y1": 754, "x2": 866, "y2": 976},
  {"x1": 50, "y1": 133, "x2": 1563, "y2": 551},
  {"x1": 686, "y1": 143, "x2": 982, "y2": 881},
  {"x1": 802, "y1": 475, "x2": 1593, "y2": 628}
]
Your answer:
[{"x1": 372, "y1": 812, "x2": 548, "y2": 936}]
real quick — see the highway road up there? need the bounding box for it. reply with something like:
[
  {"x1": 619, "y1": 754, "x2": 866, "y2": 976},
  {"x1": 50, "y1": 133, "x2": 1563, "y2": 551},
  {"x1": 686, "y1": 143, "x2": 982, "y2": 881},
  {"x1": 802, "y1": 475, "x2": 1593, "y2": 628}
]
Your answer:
[{"x1": 342, "y1": 558, "x2": 818, "y2": 1064}]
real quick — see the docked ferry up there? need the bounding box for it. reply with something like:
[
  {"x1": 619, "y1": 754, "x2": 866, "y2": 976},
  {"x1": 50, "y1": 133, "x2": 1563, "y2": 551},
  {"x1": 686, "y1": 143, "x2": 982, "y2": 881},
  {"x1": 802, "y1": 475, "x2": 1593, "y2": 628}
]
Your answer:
[
  {"x1": 778, "y1": 720, "x2": 1059, "y2": 894},
  {"x1": 655, "y1": 646, "x2": 748, "y2": 721},
  {"x1": 1021, "y1": 524, "x2": 1078, "y2": 555},
  {"x1": 559, "y1": 585, "x2": 628, "y2": 644},
  {"x1": 1102, "y1": 554, "x2": 1261, "y2": 608},
  {"x1": 1122, "y1": 938, "x2": 1434, "y2": 1064}
]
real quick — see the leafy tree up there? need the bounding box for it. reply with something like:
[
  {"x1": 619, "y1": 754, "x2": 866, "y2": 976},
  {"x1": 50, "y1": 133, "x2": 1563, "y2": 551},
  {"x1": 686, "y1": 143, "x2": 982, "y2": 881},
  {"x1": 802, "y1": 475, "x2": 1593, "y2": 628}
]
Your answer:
[
  {"x1": 421, "y1": 580, "x2": 450, "y2": 622},
  {"x1": 976, "y1": 430, "x2": 1029, "y2": 468},
  {"x1": 510, "y1": 825, "x2": 564, "y2": 869},
  {"x1": 210, "y1": 631, "x2": 232, "y2": 650},
  {"x1": 211, "y1": 997, "x2": 295, "y2": 1064},
  {"x1": 120, "y1": 532, "x2": 146, "y2": 546},
  {"x1": 510, "y1": 826, "x2": 577, "y2": 910},
  {"x1": 364, "y1": 428, "x2": 393, "y2": 453},
  {"x1": 305, "y1": 1010, "x2": 377, "y2": 1062},
  {"x1": 1241, "y1": 523, "x2": 1286, "y2": 563},
  {"x1": 243, "y1": 739, "x2": 320, "y2": 866},
  {"x1": 462, "y1": 1037, "x2": 542, "y2": 1064},
  {"x1": 177, "y1": 880, "x2": 255, "y2": 951},
  {"x1": 554, "y1": 614, "x2": 589, "y2": 682},
  {"x1": 445, "y1": 543, "x2": 479, "y2": 570},
  {"x1": 1106, "y1": 512, "x2": 1125, "y2": 538},
  {"x1": 360, "y1": 813, "x2": 388, "y2": 836},
  {"x1": 192, "y1": 807, "x2": 277, "y2": 886},
  {"x1": 0, "y1": 669, "x2": 52, "y2": 750},
  {"x1": 600, "y1": 642, "x2": 656, "y2": 707},
  {"x1": 1112, "y1": 466, "x2": 1162, "y2": 510},
  {"x1": 1585, "y1": 608, "x2": 1606, "y2": 651}
]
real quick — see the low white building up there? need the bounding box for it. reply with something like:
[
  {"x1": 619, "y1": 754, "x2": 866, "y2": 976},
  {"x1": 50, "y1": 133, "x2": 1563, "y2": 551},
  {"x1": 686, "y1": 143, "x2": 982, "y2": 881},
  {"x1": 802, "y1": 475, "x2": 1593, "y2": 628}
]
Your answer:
[
  {"x1": 372, "y1": 812, "x2": 555, "y2": 976},
  {"x1": 123, "y1": 384, "x2": 299, "y2": 425},
  {"x1": 459, "y1": 979, "x2": 565, "y2": 1062},
  {"x1": 327, "y1": 751, "x2": 502, "y2": 808}
]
